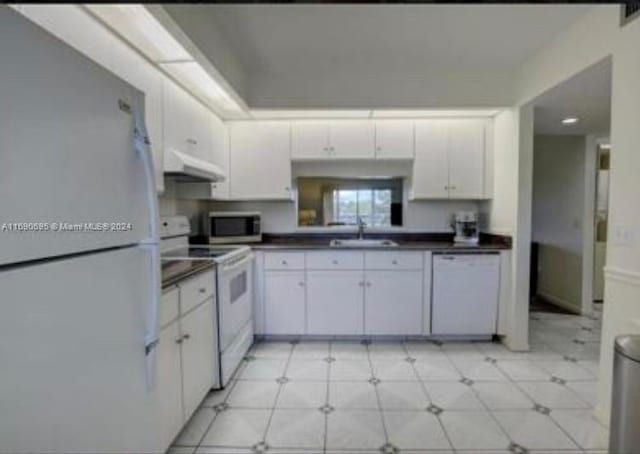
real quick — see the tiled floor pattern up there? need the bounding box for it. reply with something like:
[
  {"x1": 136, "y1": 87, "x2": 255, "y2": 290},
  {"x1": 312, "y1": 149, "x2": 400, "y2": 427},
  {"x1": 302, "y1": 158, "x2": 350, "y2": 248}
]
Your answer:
[{"x1": 171, "y1": 306, "x2": 607, "y2": 454}]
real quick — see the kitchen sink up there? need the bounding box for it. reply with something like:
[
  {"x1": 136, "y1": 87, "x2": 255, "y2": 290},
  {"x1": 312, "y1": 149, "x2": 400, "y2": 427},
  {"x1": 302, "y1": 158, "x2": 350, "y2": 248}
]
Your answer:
[{"x1": 329, "y1": 239, "x2": 399, "y2": 248}]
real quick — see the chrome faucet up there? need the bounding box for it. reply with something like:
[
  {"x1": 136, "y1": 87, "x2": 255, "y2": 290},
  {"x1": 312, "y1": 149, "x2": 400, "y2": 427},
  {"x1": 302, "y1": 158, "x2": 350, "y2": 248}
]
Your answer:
[{"x1": 357, "y1": 216, "x2": 366, "y2": 239}]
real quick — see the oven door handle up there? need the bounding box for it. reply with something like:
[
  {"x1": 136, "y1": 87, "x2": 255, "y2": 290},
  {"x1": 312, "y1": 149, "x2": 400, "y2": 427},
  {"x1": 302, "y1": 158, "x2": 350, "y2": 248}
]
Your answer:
[{"x1": 219, "y1": 253, "x2": 254, "y2": 274}]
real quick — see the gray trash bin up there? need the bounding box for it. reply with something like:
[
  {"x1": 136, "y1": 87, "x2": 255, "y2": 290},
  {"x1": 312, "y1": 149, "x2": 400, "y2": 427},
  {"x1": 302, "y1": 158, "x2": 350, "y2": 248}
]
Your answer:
[{"x1": 610, "y1": 335, "x2": 640, "y2": 453}]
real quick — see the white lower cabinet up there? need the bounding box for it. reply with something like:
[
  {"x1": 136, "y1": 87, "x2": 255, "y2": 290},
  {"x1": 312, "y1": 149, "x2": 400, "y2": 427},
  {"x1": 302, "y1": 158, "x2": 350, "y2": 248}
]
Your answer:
[
  {"x1": 264, "y1": 271, "x2": 306, "y2": 335},
  {"x1": 158, "y1": 277, "x2": 215, "y2": 451},
  {"x1": 306, "y1": 270, "x2": 364, "y2": 335},
  {"x1": 180, "y1": 299, "x2": 215, "y2": 420},
  {"x1": 364, "y1": 270, "x2": 423, "y2": 335},
  {"x1": 257, "y1": 250, "x2": 500, "y2": 338},
  {"x1": 157, "y1": 321, "x2": 183, "y2": 450}
]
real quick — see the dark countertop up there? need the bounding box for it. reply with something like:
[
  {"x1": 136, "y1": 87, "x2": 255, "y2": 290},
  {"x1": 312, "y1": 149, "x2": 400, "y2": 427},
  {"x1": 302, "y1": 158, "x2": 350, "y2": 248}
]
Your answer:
[
  {"x1": 250, "y1": 241, "x2": 508, "y2": 252},
  {"x1": 161, "y1": 260, "x2": 215, "y2": 290},
  {"x1": 247, "y1": 232, "x2": 511, "y2": 252}
]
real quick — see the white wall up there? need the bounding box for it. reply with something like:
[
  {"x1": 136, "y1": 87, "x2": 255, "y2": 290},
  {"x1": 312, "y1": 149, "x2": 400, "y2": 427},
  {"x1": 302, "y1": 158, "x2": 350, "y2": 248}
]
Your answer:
[
  {"x1": 483, "y1": 109, "x2": 519, "y2": 235},
  {"x1": 513, "y1": 5, "x2": 640, "y2": 423},
  {"x1": 159, "y1": 180, "x2": 210, "y2": 234},
  {"x1": 532, "y1": 135, "x2": 586, "y2": 254},
  {"x1": 481, "y1": 107, "x2": 532, "y2": 351},
  {"x1": 532, "y1": 135, "x2": 587, "y2": 312},
  {"x1": 249, "y1": 71, "x2": 515, "y2": 109}
]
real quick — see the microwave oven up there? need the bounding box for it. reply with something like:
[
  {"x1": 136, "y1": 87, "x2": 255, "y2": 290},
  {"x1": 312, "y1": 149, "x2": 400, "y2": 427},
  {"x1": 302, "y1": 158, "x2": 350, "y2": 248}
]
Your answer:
[{"x1": 207, "y1": 211, "x2": 262, "y2": 244}]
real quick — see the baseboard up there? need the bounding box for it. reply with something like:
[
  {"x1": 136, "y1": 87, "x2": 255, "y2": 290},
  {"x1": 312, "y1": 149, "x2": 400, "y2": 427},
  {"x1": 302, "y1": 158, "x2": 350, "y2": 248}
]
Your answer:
[{"x1": 536, "y1": 291, "x2": 581, "y2": 314}]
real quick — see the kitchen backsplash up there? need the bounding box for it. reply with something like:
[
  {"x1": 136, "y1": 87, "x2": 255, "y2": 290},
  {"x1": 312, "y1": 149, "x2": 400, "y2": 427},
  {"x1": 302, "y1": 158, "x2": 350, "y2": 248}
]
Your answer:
[{"x1": 160, "y1": 172, "x2": 486, "y2": 235}]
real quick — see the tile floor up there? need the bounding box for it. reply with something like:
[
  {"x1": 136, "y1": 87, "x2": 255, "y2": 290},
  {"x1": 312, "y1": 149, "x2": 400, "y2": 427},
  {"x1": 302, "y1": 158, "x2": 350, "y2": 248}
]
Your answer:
[{"x1": 170, "y1": 305, "x2": 608, "y2": 454}]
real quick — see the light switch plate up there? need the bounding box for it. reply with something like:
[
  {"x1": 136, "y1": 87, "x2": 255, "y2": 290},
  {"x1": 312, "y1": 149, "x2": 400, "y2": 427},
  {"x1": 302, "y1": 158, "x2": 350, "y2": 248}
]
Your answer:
[{"x1": 612, "y1": 224, "x2": 635, "y2": 246}]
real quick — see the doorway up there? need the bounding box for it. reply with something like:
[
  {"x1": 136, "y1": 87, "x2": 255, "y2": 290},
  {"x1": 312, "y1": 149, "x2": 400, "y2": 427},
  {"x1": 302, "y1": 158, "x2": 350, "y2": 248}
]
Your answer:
[
  {"x1": 528, "y1": 58, "x2": 612, "y2": 317},
  {"x1": 593, "y1": 144, "x2": 610, "y2": 303}
]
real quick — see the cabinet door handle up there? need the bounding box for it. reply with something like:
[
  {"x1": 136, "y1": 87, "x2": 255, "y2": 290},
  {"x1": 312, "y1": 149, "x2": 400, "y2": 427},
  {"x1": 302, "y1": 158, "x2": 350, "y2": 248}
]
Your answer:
[
  {"x1": 175, "y1": 338, "x2": 183, "y2": 344},
  {"x1": 186, "y1": 138, "x2": 197, "y2": 145},
  {"x1": 199, "y1": 287, "x2": 206, "y2": 293},
  {"x1": 282, "y1": 260, "x2": 288, "y2": 265},
  {"x1": 392, "y1": 260, "x2": 398, "y2": 265},
  {"x1": 376, "y1": 146, "x2": 382, "y2": 151},
  {"x1": 451, "y1": 185, "x2": 456, "y2": 190},
  {"x1": 332, "y1": 260, "x2": 339, "y2": 265},
  {"x1": 182, "y1": 334, "x2": 191, "y2": 340},
  {"x1": 444, "y1": 185, "x2": 449, "y2": 190},
  {"x1": 366, "y1": 282, "x2": 372, "y2": 287},
  {"x1": 298, "y1": 281, "x2": 305, "y2": 287},
  {"x1": 359, "y1": 281, "x2": 365, "y2": 287}
]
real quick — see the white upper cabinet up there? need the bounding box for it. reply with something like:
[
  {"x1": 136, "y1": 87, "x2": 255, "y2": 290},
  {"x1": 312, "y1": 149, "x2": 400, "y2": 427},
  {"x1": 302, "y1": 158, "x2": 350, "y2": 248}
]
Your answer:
[
  {"x1": 374, "y1": 120, "x2": 415, "y2": 159},
  {"x1": 291, "y1": 120, "x2": 375, "y2": 160},
  {"x1": 190, "y1": 100, "x2": 214, "y2": 163},
  {"x1": 412, "y1": 119, "x2": 489, "y2": 200},
  {"x1": 163, "y1": 79, "x2": 213, "y2": 162},
  {"x1": 112, "y1": 44, "x2": 165, "y2": 193},
  {"x1": 412, "y1": 120, "x2": 450, "y2": 199},
  {"x1": 448, "y1": 120, "x2": 486, "y2": 199},
  {"x1": 209, "y1": 114, "x2": 230, "y2": 199},
  {"x1": 328, "y1": 120, "x2": 375, "y2": 159},
  {"x1": 174, "y1": 111, "x2": 230, "y2": 200},
  {"x1": 291, "y1": 121, "x2": 330, "y2": 159},
  {"x1": 228, "y1": 121, "x2": 293, "y2": 200}
]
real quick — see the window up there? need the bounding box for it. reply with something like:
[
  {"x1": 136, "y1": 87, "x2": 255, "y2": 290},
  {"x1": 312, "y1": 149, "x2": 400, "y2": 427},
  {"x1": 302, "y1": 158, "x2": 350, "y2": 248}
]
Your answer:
[
  {"x1": 332, "y1": 188, "x2": 392, "y2": 227},
  {"x1": 297, "y1": 177, "x2": 403, "y2": 227}
]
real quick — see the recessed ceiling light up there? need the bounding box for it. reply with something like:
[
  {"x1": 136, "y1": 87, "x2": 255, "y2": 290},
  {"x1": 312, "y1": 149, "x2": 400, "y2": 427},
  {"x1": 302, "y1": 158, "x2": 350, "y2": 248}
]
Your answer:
[{"x1": 562, "y1": 117, "x2": 579, "y2": 125}]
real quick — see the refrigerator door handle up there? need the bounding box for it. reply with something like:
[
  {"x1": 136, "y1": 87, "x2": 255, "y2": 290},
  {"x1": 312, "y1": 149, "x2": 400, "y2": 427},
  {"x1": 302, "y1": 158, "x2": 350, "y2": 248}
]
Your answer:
[
  {"x1": 141, "y1": 243, "x2": 161, "y2": 391},
  {"x1": 131, "y1": 92, "x2": 159, "y2": 245}
]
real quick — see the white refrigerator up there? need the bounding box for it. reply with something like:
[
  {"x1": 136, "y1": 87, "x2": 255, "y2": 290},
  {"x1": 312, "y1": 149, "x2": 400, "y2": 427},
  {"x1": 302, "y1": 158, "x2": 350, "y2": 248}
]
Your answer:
[{"x1": 0, "y1": 8, "x2": 166, "y2": 453}]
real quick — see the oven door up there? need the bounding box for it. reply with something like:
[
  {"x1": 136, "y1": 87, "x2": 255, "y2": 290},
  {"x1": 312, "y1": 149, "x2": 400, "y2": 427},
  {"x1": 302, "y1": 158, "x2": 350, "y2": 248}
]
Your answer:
[{"x1": 217, "y1": 253, "x2": 254, "y2": 351}]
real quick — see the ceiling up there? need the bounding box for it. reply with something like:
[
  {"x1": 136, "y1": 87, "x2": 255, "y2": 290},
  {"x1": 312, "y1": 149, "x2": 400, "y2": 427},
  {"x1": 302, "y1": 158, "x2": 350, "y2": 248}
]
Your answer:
[
  {"x1": 163, "y1": 5, "x2": 592, "y2": 109},
  {"x1": 533, "y1": 58, "x2": 611, "y2": 136}
]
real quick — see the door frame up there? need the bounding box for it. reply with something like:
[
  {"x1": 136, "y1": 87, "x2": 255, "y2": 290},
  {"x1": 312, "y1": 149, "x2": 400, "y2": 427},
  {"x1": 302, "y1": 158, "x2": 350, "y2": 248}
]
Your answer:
[{"x1": 581, "y1": 135, "x2": 609, "y2": 315}]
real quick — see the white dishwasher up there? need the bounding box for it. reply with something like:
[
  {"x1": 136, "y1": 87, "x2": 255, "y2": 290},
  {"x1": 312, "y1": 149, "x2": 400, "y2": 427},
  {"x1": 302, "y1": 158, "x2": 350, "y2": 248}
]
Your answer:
[{"x1": 432, "y1": 254, "x2": 500, "y2": 336}]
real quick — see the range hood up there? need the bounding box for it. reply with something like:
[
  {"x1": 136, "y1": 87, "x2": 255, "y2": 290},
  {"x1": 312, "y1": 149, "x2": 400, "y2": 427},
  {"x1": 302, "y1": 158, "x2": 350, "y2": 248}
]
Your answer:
[{"x1": 164, "y1": 149, "x2": 226, "y2": 183}]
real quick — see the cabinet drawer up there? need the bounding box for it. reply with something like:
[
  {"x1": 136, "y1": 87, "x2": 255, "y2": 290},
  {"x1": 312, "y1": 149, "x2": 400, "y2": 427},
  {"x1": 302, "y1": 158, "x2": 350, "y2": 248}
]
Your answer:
[
  {"x1": 306, "y1": 251, "x2": 364, "y2": 270},
  {"x1": 179, "y1": 269, "x2": 215, "y2": 314},
  {"x1": 365, "y1": 251, "x2": 423, "y2": 270},
  {"x1": 160, "y1": 287, "x2": 180, "y2": 328},
  {"x1": 264, "y1": 252, "x2": 305, "y2": 270}
]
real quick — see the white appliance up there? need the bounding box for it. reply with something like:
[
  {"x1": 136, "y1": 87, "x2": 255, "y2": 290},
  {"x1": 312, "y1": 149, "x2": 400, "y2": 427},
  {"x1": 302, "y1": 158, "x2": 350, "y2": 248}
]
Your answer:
[
  {"x1": 164, "y1": 148, "x2": 226, "y2": 183},
  {"x1": 206, "y1": 211, "x2": 262, "y2": 244},
  {"x1": 453, "y1": 211, "x2": 480, "y2": 244},
  {"x1": 431, "y1": 254, "x2": 500, "y2": 336},
  {"x1": 0, "y1": 9, "x2": 165, "y2": 453},
  {"x1": 161, "y1": 216, "x2": 254, "y2": 387}
]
